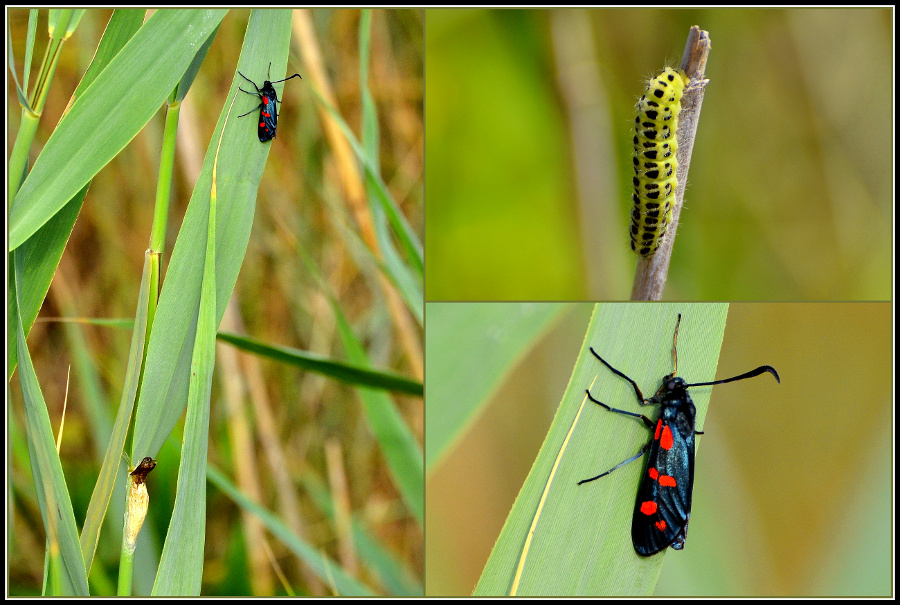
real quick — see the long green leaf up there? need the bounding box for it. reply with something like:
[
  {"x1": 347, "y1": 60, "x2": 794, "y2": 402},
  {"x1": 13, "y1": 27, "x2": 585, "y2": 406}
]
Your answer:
[
  {"x1": 333, "y1": 307, "x2": 424, "y2": 525},
  {"x1": 75, "y1": 10, "x2": 146, "y2": 99},
  {"x1": 79, "y1": 249, "x2": 153, "y2": 573},
  {"x1": 131, "y1": 9, "x2": 294, "y2": 461},
  {"x1": 7, "y1": 10, "x2": 146, "y2": 379},
  {"x1": 356, "y1": 10, "x2": 424, "y2": 328},
  {"x1": 311, "y1": 88, "x2": 423, "y2": 321},
  {"x1": 10, "y1": 9, "x2": 227, "y2": 250},
  {"x1": 153, "y1": 126, "x2": 219, "y2": 596},
  {"x1": 8, "y1": 187, "x2": 86, "y2": 379},
  {"x1": 216, "y1": 331, "x2": 423, "y2": 396},
  {"x1": 14, "y1": 265, "x2": 90, "y2": 596},
  {"x1": 296, "y1": 223, "x2": 424, "y2": 526}
]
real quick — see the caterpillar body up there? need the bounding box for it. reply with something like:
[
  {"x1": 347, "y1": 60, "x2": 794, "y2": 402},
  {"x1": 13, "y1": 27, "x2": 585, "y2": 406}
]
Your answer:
[{"x1": 630, "y1": 67, "x2": 690, "y2": 256}]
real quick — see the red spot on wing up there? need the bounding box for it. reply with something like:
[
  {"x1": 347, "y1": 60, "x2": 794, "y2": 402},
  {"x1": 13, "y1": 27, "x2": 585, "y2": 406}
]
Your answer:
[
  {"x1": 654, "y1": 420, "x2": 662, "y2": 440},
  {"x1": 655, "y1": 520, "x2": 667, "y2": 532},
  {"x1": 640, "y1": 501, "x2": 658, "y2": 516},
  {"x1": 660, "y1": 425, "x2": 674, "y2": 450},
  {"x1": 649, "y1": 466, "x2": 677, "y2": 487}
]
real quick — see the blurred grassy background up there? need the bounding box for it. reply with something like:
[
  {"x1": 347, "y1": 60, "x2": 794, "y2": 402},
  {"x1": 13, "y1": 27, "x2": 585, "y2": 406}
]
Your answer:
[
  {"x1": 425, "y1": 9, "x2": 892, "y2": 300},
  {"x1": 7, "y1": 9, "x2": 422, "y2": 595},
  {"x1": 425, "y1": 303, "x2": 891, "y2": 596}
]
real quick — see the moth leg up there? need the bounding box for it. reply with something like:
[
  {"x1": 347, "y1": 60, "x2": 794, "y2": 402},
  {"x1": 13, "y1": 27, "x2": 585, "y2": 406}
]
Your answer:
[
  {"x1": 237, "y1": 71, "x2": 261, "y2": 92},
  {"x1": 590, "y1": 347, "x2": 647, "y2": 403},
  {"x1": 584, "y1": 389, "x2": 654, "y2": 429},
  {"x1": 238, "y1": 104, "x2": 263, "y2": 118},
  {"x1": 578, "y1": 441, "x2": 651, "y2": 485}
]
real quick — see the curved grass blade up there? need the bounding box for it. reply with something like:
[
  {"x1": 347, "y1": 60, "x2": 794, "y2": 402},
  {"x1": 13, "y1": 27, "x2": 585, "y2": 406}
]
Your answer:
[
  {"x1": 131, "y1": 9, "x2": 293, "y2": 461},
  {"x1": 332, "y1": 304, "x2": 424, "y2": 525},
  {"x1": 216, "y1": 331, "x2": 423, "y2": 397},
  {"x1": 310, "y1": 87, "x2": 423, "y2": 320},
  {"x1": 8, "y1": 186, "x2": 86, "y2": 379},
  {"x1": 14, "y1": 268, "x2": 89, "y2": 596},
  {"x1": 79, "y1": 249, "x2": 153, "y2": 573},
  {"x1": 296, "y1": 234, "x2": 423, "y2": 525},
  {"x1": 10, "y1": 9, "x2": 227, "y2": 250},
  {"x1": 356, "y1": 9, "x2": 422, "y2": 327}
]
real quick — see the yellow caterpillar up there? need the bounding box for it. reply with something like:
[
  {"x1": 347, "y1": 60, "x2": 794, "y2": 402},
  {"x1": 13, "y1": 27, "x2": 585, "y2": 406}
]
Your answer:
[{"x1": 630, "y1": 67, "x2": 689, "y2": 256}]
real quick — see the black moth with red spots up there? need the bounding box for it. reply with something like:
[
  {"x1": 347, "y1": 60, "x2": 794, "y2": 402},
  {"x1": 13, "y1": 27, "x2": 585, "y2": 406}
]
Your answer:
[
  {"x1": 238, "y1": 62, "x2": 302, "y2": 142},
  {"x1": 578, "y1": 314, "x2": 779, "y2": 556}
]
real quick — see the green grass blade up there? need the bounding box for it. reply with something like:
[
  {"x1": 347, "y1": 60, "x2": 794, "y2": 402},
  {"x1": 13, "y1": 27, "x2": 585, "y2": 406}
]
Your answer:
[
  {"x1": 333, "y1": 307, "x2": 424, "y2": 525},
  {"x1": 216, "y1": 331, "x2": 423, "y2": 397},
  {"x1": 8, "y1": 187, "x2": 85, "y2": 379},
  {"x1": 7, "y1": 10, "x2": 145, "y2": 379},
  {"x1": 10, "y1": 9, "x2": 227, "y2": 250},
  {"x1": 6, "y1": 9, "x2": 34, "y2": 106},
  {"x1": 311, "y1": 88, "x2": 424, "y2": 303},
  {"x1": 75, "y1": 10, "x2": 146, "y2": 98},
  {"x1": 151, "y1": 77, "x2": 239, "y2": 594},
  {"x1": 425, "y1": 302, "x2": 566, "y2": 473},
  {"x1": 23, "y1": 9, "x2": 38, "y2": 92},
  {"x1": 359, "y1": 10, "x2": 377, "y2": 165},
  {"x1": 152, "y1": 145, "x2": 219, "y2": 596},
  {"x1": 356, "y1": 9, "x2": 423, "y2": 326},
  {"x1": 298, "y1": 233, "x2": 423, "y2": 525},
  {"x1": 79, "y1": 249, "x2": 153, "y2": 573},
  {"x1": 14, "y1": 270, "x2": 90, "y2": 596},
  {"x1": 131, "y1": 9, "x2": 294, "y2": 461},
  {"x1": 475, "y1": 303, "x2": 728, "y2": 596}
]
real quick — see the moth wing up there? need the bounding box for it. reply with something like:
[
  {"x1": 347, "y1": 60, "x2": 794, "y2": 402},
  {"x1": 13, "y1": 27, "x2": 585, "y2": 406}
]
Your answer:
[{"x1": 631, "y1": 415, "x2": 695, "y2": 556}]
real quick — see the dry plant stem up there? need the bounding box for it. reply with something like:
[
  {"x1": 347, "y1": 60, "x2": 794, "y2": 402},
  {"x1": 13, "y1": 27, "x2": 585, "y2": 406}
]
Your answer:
[
  {"x1": 552, "y1": 9, "x2": 627, "y2": 297},
  {"x1": 293, "y1": 10, "x2": 423, "y2": 378},
  {"x1": 325, "y1": 439, "x2": 357, "y2": 575},
  {"x1": 631, "y1": 26, "x2": 711, "y2": 300},
  {"x1": 293, "y1": 10, "x2": 367, "y2": 232}
]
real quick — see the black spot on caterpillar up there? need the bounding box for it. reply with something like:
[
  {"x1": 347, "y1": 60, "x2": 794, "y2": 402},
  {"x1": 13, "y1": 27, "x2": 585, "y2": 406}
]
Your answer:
[{"x1": 631, "y1": 67, "x2": 689, "y2": 257}]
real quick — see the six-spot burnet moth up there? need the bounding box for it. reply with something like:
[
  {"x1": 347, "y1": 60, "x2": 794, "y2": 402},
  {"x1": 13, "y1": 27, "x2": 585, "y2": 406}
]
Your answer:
[
  {"x1": 237, "y1": 62, "x2": 302, "y2": 142},
  {"x1": 578, "y1": 314, "x2": 780, "y2": 556}
]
